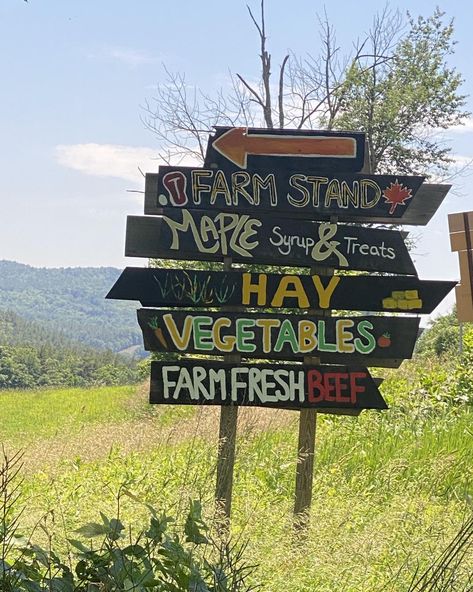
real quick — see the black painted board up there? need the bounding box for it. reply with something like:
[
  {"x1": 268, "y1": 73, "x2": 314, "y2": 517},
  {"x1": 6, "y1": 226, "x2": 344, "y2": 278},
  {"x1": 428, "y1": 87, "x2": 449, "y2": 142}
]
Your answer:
[
  {"x1": 149, "y1": 360, "x2": 387, "y2": 412},
  {"x1": 144, "y1": 167, "x2": 425, "y2": 223},
  {"x1": 107, "y1": 267, "x2": 455, "y2": 314},
  {"x1": 204, "y1": 127, "x2": 366, "y2": 173},
  {"x1": 125, "y1": 210, "x2": 416, "y2": 275},
  {"x1": 399, "y1": 184, "x2": 451, "y2": 226},
  {"x1": 137, "y1": 309, "x2": 420, "y2": 365}
]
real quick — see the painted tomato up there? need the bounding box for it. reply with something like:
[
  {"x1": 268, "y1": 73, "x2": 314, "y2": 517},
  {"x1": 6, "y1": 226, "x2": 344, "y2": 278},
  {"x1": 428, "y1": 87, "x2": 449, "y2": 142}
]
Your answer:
[{"x1": 377, "y1": 333, "x2": 391, "y2": 348}]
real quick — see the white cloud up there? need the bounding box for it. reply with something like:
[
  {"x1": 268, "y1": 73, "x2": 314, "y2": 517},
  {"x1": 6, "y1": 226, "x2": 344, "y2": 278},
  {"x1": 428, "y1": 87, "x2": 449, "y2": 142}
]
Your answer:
[
  {"x1": 452, "y1": 154, "x2": 473, "y2": 168},
  {"x1": 55, "y1": 143, "x2": 203, "y2": 185},
  {"x1": 447, "y1": 118, "x2": 473, "y2": 134},
  {"x1": 86, "y1": 45, "x2": 160, "y2": 67},
  {"x1": 107, "y1": 47, "x2": 157, "y2": 66},
  {"x1": 55, "y1": 143, "x2": 159, "y2": 185}
]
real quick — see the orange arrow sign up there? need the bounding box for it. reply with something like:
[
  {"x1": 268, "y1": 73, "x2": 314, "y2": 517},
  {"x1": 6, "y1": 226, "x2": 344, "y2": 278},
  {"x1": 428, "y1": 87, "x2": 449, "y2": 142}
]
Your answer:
[{"x1": 212, "y1": 127, "x2": 358, "y2": 168}]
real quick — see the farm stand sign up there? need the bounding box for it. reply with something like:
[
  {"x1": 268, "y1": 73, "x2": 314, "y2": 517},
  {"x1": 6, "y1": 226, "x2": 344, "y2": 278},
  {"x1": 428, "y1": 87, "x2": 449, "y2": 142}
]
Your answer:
[
  {"x1": 137, "y1": 309, "x2": 419, "y2": 366},
  {"x1": 150, "y1": 361, "x2": 387, "y2": 412},
  {"x1": 125, "y1": 209, "x2": 416, "y2": 274},
  {"x1": 107, "y1": 267, "x2": 455, "y2": 314},
  {"x1": 144, "y1": 167, "x2": 424, "y2": 223}
]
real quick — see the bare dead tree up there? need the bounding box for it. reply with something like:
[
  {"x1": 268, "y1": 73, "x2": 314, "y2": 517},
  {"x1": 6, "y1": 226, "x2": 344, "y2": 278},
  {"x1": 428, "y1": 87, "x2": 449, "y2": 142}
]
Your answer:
[{"x1": 142, "y1": 2, "x2": 468, "y2": 176}]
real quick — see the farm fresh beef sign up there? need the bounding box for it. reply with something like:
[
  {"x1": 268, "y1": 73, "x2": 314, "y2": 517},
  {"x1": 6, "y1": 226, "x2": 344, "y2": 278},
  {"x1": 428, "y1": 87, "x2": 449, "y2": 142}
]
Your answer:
[
  {"x1": 126, "y1": 209, "x2": 416, "y2": 274},
  {"x1": 150, "y1": 361, "x2": 387, "y2": 411}
]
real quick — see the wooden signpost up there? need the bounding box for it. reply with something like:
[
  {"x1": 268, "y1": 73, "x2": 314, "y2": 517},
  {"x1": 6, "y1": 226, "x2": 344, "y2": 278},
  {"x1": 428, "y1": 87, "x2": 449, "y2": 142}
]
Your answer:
[
  {"x1": 205, "y1": 127, "x2": 366, "y2": 172},
  {"x1": 137, "y1": 309, "x2": 420, "y2": 365},
  {"x1": 149, "y1": 361, "x2": 387, "y2": 413},
  {"x1": 144, "y1": 167, "x2": 425, "y2": 222},
  {"x1": 125, "y1": 209, "x2": 417, "y2": 274},
  {"x1": 107, "y1": 126, "x2": 455, "y2": 530},
  {"x1": 107, "y1": 267, "x2": 455, "y2": 314}
]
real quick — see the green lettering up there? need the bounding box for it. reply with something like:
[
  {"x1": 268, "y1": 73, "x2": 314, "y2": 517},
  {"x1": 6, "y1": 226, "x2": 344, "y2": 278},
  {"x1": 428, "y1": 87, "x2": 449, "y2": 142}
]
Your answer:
[
  {"x1": 236, "y1": 319, "x2": 256, "y2": 352},
  {"x1": 354, "y1": 320, "x2": 376, "y2": 353},
  {"x1": 193, "y1": 316, "x2": 213, "y2": 350},
  {"x1": 274, "y1": 319, "x2": 299, "y2": 353},
  {"x1": 317, "y1": 320, "x2": 337, "y2": 352}
]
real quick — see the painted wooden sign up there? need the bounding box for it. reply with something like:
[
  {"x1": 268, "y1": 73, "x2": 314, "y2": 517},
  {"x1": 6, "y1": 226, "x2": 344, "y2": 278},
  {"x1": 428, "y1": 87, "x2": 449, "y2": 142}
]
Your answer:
[
  {"x1": 204, "y1": 127, "x2": 366, "y2": 172},
  {"x1": 150, "y1": 361, "x2": 388, "y2": 414},
  {"x1": 125, "y1": 210, "x2": 416, "y2": 275},
  {"x1": 107, "y1": 267, "x2": 455, "y2": 314},
  {"x1": 137, "y1": 309, "x2": 420, "y2": 367},
  {"x1": 144, "y1": 167, "x2": 425, "y2": 223},
  {"x1": 448, "y1": 210, "x2": 473, "y2": 321}
]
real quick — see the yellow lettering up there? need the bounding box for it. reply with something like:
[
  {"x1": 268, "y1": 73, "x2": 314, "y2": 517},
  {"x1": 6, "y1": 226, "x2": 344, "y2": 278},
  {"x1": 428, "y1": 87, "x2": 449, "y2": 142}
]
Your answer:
[
  {"x1": 324, "y1": 179, "x2": 342, "y2": 207},
  {"x1": 336, "y1": 319, "x2": 355, "y2": 353},
  {"x1": 306, "y1": 176, "x2": 328, "y2": 207},
  {"x1": 361, "y1": 179, "x2": 381, "y2": 208},
  {"x1": 231, "y1": 172, "x2": 254, "y2": 205},
  {"x1": 341, "y1": 180, "x2": 359, "y2": 208},
  {"x1": 311, "y1": 275, "x2": 340, "y2": 309},
  {"x1": 287, "y1": 174, "x2": 310, "y2": 207},
  {"x1": 162, "y1": 314, "x2": 193, "y2": 350},
  {"x1": 255, "y1": 318, "x2": 280, "y2": 353},
  {"x1": 271, "y1": 276, "x2": 309, "y2": 308},
  {"x1": 210, "y1": 170, "x2": 232, "y2": 206},
  {"x1": 242, "y1": 273, "x2": 267, "y2": 306},
  {"x1": 213, "y1": 318, "x2": 235, "y2": 352},
  {"x1": 253, "y1": 174, "x2": 277, "y2": 206},
  {"x1": 191, "y1": 170, "x2": 213, "y2": 205},
  {"x1": 298, "y1": 320, "x2": 318, "y2": 353}
]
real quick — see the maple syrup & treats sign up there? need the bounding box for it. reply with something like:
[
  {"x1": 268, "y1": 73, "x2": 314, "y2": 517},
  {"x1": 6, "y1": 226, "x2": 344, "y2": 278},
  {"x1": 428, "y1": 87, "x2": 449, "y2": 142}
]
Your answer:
[
  {"x1": 107, "y1": 267, "x2": 455, "y2": 315},
  {"x1": 125, "y1": 209, "x2": 416, "y2": 274},
  {"x1": 149, "y1": 361, "x2": 388, "y2": 412},
  {"x1": 137, "y1": 309, "x2": 419, "y2": 366}
]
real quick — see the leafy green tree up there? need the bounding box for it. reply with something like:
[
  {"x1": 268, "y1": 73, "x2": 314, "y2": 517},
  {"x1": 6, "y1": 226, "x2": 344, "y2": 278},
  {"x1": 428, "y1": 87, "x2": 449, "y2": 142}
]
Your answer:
[
  {"x1": 416, "y1": 309, "x2": 461, "y2": 357},
  {"x1": 332, "y1": 9, "x2": 468, "y2": 175}
]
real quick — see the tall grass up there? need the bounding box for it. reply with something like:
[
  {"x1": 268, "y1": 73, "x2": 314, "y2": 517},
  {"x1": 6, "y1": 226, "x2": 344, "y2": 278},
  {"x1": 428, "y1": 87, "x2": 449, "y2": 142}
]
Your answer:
[{"x1": 0, "y1": 355, "x2": 472, "y2": 590}]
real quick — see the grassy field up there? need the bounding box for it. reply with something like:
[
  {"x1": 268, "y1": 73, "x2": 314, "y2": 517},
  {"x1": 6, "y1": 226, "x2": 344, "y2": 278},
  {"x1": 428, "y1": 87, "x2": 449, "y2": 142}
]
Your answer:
[{"x1": 1, "y1": 358, "x2": 472, "y2": 591}]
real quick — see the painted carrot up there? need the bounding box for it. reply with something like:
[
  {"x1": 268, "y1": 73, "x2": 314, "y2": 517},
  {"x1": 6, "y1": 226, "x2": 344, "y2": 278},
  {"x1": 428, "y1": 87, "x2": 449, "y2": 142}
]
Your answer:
[
  {"x1": 154, "y1": 327, "x2": 168, "y2": 349},
  {"x1": 148, "y1": 317, "x2": 168, "y2": 349}
]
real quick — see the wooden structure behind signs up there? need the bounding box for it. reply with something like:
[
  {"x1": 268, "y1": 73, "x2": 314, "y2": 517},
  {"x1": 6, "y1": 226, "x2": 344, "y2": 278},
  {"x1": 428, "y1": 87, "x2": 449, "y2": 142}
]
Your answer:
[{"x1": 449, "y1": 210, "x2": 473, "y2": 321}]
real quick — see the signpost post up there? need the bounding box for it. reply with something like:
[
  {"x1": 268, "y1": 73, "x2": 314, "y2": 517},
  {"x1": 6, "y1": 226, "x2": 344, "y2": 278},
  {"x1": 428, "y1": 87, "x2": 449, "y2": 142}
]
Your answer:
[{"x1": 107, "y1": 126, "x2": 455, "y2": 531}]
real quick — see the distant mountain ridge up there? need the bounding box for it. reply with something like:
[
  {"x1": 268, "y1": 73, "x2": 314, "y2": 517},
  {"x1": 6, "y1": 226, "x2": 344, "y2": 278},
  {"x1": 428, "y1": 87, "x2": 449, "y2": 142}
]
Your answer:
[{"x1": 0, "y1": 260, "x2": 142, "y2": 353}]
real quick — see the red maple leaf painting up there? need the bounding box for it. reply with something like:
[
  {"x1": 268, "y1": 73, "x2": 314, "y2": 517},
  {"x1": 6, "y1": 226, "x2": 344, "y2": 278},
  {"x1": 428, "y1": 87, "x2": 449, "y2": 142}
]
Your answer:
[{"x1": 383, "y1": 180, "x2": 413, "y2": 215}]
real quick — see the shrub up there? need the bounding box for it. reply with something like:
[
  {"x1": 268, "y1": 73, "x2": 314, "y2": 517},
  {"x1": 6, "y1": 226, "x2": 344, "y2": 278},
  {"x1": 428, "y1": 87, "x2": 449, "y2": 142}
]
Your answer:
[{"x1": 0, "y1": 449, "x2": 258, "y2": 592}]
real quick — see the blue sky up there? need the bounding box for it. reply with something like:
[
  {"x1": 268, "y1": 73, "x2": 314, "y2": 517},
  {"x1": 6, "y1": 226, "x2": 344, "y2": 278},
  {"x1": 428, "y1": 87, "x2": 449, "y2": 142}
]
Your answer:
[{"x1": 1, "y1": 0, "x2": 473, "y2": 316}]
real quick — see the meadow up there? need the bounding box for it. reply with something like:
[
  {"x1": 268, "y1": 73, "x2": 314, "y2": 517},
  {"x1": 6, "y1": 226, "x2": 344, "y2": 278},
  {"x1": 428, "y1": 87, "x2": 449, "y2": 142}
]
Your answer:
[{"x1": 1, "y1": 354, "x2": 472, "y2": 591}]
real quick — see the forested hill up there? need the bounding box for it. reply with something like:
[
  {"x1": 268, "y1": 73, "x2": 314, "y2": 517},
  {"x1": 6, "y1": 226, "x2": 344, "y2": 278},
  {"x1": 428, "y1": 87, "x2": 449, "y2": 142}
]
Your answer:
[
  {"x1": 0, "y1": 308, "x2": 140, "y2": 388},
  {"x1": 0, "y1": 260, "x2": 141, "y2": 353}
]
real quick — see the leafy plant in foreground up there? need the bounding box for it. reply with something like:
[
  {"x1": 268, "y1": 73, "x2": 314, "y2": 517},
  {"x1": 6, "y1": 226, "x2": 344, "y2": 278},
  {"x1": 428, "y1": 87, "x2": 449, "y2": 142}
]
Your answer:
[{"x1": 0, "y1": 449, "x2": 258, "y2": 591}]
